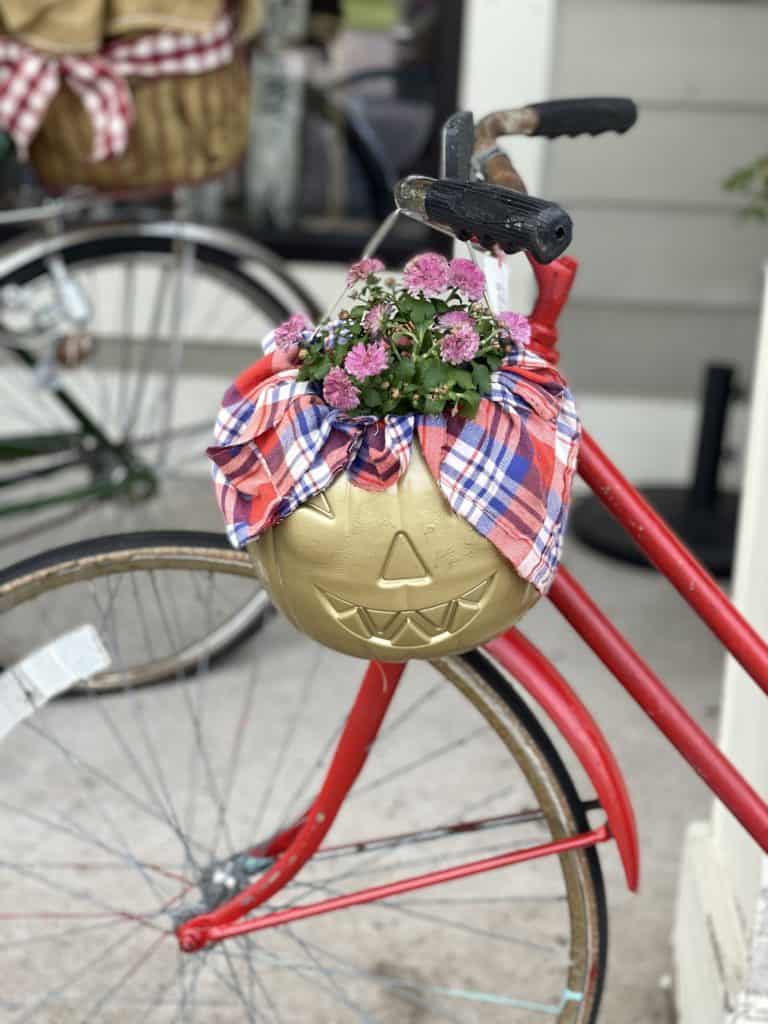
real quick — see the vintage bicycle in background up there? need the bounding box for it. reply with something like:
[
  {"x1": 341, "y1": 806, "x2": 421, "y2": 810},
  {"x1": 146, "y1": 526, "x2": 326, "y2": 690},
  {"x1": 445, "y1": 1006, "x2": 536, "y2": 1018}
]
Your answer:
[{"x1": 1, "y1": 97, "x2": 768, "y2": 1022}]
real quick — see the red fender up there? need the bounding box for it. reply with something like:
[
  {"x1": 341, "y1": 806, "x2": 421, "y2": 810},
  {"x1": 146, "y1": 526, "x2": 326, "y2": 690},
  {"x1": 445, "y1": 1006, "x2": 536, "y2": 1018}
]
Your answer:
[{"x1": 485, "y1": 627, "x2": 640, "y2": 891}]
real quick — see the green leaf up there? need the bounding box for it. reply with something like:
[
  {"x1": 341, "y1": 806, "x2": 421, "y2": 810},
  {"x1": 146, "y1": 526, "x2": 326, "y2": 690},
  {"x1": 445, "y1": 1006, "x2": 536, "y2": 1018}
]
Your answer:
[
  {"x1": 486, "y1": 353, "x2": 502, "y2": 372},
  {"x1": 452, "y1": 368, "x2": 474, "y2": 389},
  {"x1": 396, "y1": 358, "x2": 416, "y2": 381},
  {"x1": 421, "y1": 359, "x2": 445, "y2": 388},
  {"x1": 349, "y1": 305, "x2": 367, "y2": 320},
  {"x1": 411, "y1": 299, "x2": 436, "y2": 324},
  {"x1": 723, "y1": 165, "x2": 760, "y2": 192},
  {"x1": 457, "y1": 391, "x2": 481, "y2": 419},
  {"x1": 472, "y1": 363, "x2": 491, "y2": 393},
  {"x1": 310, "y1": 356, "x2": 330, "y2": 379},
  {"x1": 424, "y1": 397, "x2": 446, "y2": 414},
  {"x1": 362, "y1": 387, "x2": 382, "y2": 408}
]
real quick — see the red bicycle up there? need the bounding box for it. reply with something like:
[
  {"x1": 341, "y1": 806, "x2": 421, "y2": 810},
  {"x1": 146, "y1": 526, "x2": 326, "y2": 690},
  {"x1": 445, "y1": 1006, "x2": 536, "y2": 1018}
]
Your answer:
[{"x1": 1, "y1": 98, "x2": 767, "y2": 1022}]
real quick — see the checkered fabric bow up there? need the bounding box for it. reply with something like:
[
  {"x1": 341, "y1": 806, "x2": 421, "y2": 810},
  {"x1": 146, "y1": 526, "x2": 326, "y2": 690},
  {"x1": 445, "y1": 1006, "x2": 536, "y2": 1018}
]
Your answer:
[
  {"x1": 208, "y1": 332, "x2": 581, "y2": 594},
  {"x1": 0, "y1": 13, "x2": 235, "y2": 161}
]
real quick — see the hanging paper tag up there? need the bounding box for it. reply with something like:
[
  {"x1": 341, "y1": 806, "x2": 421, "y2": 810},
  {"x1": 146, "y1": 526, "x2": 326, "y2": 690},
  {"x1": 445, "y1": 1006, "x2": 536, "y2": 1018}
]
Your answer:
[
  {"x1": 483, "y1": 250, "x2": 509, "y2": 314},
  {"x1": 0, "y1": 625, "x2": 111, "y2": 740}
]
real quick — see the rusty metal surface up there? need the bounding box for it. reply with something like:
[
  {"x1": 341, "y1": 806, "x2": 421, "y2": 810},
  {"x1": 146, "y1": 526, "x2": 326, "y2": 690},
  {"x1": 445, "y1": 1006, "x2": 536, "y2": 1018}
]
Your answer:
[{"x1": 472, "y1": 106, "x2": 539, "y2": 193}]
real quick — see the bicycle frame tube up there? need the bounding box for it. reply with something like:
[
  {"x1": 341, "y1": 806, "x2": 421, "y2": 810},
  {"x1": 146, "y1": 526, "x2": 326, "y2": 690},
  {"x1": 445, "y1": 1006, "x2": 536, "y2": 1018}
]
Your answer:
[
  {"x1": 544, "y1": 434, "x2": 768, "y2": 850},
  {"x1": 578, "y1": 432, "x2": 768, "y2": 694},
  {"x1": 0, "y1": 347, "x2": 157, "y2": 515}
]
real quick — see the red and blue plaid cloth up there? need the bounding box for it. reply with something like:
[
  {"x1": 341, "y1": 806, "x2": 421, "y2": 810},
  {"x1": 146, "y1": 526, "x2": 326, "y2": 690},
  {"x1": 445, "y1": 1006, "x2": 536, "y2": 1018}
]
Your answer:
[{"x1": 208, "y1": 331, "x2": 580, "y2": 593}]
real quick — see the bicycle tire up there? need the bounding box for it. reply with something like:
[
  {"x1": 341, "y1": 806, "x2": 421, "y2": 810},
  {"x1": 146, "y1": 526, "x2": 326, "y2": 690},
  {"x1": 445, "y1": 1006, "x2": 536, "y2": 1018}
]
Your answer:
[
  {"x1": 462, "y1": 647, "x2": 608, "y2": 1023},
  {"x1": 0, "y1": 530, "x2": 270, "y2": 691}
]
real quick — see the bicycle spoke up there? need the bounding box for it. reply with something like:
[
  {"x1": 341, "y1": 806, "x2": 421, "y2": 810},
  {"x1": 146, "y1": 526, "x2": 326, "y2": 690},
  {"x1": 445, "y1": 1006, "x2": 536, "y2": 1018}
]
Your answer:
[
  {"x1": 350, "y1": 725, "x2": 487, "y2": 798},
  {"x1": 116, "y1": 256, "x2": 137, "y2": 436},
  {"x1": 75, "y1": 930, "x2": 166, "y2": 1024},
  {"x1": 11, "y1": 922, "x2": 156, "y2": 1024},
  {"x1": 249, "y1": 648, "x2": 325, "y2": 840}
]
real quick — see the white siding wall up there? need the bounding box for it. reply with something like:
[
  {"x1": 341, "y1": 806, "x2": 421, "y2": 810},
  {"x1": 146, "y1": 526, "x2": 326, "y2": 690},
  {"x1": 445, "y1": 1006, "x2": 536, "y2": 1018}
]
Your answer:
[{"x1": 545, "y1": 0, "x2": 768, "y2": 399}]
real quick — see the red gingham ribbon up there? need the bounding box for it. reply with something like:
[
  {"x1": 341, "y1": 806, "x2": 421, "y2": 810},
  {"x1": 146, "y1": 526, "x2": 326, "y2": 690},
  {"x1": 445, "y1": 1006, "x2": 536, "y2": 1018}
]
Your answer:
[{"x1": 0, "y1": 13, "x2": 236, "y2": 162}]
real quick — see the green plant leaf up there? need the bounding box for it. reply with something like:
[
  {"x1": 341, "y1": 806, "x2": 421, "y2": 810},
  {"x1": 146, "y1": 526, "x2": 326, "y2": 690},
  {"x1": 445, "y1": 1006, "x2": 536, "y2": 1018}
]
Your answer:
[
  {"x1": 396, "y1": 358, "x2": 416, "y2": 381},
  {"x1": 411, "y1": 299, "x2": 436, "y2": 324},
  {"x1": 452, "y1": 368, "x2": 474, "y2": 389},
  {"x1": 486, "y1": 353, "x2": 502, "y2": 372},
  {"x1": 362, "y1": 387, "x2": 382, "y2": 408},
  {"x1": 458, "y1": 391, "x2": 481, "y2": 418},
  {"x1": 472, "y1": 363, "x2": 491, "y2": 393},
  {"x1": 424, "y1": 397, "x2": 446, "y2": 414},
  {"x1": 421, "y1": 359, "x2": 445, "y2": 388}
]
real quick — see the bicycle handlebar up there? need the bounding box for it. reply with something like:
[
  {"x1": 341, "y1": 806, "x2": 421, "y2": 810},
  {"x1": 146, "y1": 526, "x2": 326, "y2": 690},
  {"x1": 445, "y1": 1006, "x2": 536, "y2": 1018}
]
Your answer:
[
  {"x1": 394, "y1": 175, "x2": 572, "y2": 264},
  {"x1": 395, "y1": 96, "x2": 637, "y2": 262}
]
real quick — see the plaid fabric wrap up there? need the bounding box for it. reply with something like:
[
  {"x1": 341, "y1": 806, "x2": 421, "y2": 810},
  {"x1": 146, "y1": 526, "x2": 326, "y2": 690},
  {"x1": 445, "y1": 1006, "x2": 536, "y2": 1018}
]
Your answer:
[
  {"x1": 0, "y1": 12, "x2": 235, "y2": 160},
  {"x1": 208, "y1": 331, "x2": 581, "y2": 593}
]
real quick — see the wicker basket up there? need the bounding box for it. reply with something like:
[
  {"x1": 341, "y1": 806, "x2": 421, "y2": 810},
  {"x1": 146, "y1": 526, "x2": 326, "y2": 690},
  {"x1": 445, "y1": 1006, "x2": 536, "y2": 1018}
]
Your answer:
[{"x1": 30, "y1": 50, "x2": 250, "y2": 193}]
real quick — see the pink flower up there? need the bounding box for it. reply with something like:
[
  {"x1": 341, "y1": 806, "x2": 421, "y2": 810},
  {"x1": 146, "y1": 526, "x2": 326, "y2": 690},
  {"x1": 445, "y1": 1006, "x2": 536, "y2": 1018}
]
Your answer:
[
  {"x1": 448, "y1": 258, "x2": 485, "y2": 301},
  {"x1": 363, "y1": 303, "x2": 385, "y2": 335},
  {"x1": 403, "y1": 252, "x2": 449, "y2": 297},
  {"x1": 346, "y1": 257, "x2": 385, "y2": 286},
  {"x1": 323, "y1": 367, "x2": 360, "y2": 411},
  {"x1": 440, "y1": 322, "x2": 480, "y2": 365},
  {"x1": 438, "y1": 310, "x2": 474, "y2": 329},
  {"x1": 273, "y1": 313, "x2": 311, "y2": 351},
  {"x1": 344, "y1": 340, "x2": 389, "y2": 380},
  {"x1": 497, "y1": 311, "x2": 531, "y2": 346}
]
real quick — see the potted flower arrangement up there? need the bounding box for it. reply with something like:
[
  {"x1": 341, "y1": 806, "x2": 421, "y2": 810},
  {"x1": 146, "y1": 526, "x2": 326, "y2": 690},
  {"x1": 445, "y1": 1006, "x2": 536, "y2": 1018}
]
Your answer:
[
  {"x1": 283, "y1": 253, "x2": 531, "y2": 421},
  {"x1": 209, "y1": 251, "x2": 580, "y2": 661}
]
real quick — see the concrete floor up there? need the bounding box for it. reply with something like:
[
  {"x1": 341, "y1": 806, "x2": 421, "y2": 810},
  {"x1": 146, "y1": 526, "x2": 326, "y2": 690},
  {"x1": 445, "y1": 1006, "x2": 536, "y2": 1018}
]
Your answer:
[{"x1": 0, "y1": 478, "x2": 726, "y2": 1022}]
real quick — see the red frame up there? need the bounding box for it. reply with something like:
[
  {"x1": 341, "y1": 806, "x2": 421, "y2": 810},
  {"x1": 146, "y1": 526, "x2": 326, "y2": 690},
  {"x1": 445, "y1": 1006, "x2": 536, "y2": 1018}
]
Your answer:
[{"x1": 176, "y1": 254, "x2": 768, "y2": 953}]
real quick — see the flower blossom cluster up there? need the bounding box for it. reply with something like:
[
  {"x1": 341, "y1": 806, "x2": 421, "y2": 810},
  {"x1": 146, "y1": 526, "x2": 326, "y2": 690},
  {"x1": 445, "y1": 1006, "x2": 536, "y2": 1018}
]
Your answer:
[{"x1": 274, "y1": 251, "x2": 532, "y2": 418}]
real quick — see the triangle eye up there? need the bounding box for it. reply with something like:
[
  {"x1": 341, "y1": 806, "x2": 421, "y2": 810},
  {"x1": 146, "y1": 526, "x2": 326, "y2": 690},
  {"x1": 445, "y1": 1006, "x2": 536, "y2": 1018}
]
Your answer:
[{"x1": 304, "y1": 492, "x2": 334, "y2": 519}]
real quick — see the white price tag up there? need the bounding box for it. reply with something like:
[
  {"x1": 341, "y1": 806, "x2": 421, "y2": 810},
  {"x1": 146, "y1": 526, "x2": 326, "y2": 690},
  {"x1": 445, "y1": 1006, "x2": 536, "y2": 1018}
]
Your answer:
[
  {"x1": 483, "y1": 250, "x2": 509, "y2": 314},
  {"x1": 0, "y1": 625, "x2": 111, "y2": 740}
]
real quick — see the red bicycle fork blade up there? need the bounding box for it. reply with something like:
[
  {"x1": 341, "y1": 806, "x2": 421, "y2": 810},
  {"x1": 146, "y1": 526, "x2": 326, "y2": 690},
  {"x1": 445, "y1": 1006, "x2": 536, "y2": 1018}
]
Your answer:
[{"x1": 176, "y1": 660, "x2": 405, "y2": 952}]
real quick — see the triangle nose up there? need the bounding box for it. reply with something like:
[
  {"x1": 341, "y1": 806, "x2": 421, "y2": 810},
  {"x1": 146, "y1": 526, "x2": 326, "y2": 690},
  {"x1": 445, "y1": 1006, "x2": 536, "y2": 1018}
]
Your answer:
[{"x1": 379, "y1": 531, "x2": 431, "y2": 584}]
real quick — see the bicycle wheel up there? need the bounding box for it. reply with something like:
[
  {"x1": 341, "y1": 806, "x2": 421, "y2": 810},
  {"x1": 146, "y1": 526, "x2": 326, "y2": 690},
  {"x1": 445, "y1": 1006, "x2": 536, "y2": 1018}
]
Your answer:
[
  {"x1": 0, "y1": 221, "x2": 320, "y2": 543},
  {"x1": 0, "y1": 600, "x2": 607, "y2": 1022},
  {"x1": 0, "y1": 530, "x2": 269, "y2": 691}
]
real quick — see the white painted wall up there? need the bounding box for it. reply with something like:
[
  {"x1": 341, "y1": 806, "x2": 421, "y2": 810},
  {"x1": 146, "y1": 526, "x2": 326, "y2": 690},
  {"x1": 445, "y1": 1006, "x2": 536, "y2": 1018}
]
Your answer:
[
  {"x1": 547, "y1": 0, "x2": 768, "y2": 400},
  {"x1": 675, "y1": 269, "x2": 768, "y2": 1022}
]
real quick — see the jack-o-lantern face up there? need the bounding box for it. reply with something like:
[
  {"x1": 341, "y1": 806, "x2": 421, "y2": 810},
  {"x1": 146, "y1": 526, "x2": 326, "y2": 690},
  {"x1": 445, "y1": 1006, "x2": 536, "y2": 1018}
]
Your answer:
[{"x1": 249, "y1": 446, "x2": 539, "y2": 660}]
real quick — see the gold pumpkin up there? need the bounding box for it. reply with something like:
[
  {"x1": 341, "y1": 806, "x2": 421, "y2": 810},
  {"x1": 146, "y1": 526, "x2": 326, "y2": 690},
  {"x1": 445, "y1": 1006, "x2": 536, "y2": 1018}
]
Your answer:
[{"x1": 248, "y1": 444, "x2": 539, "y2": 661}]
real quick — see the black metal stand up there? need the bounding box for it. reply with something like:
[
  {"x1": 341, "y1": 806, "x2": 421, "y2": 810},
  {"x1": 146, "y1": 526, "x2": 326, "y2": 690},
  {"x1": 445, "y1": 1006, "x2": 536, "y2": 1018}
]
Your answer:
[{"x1": 571, "y1": 364, "x2": 740, "y2": 578}]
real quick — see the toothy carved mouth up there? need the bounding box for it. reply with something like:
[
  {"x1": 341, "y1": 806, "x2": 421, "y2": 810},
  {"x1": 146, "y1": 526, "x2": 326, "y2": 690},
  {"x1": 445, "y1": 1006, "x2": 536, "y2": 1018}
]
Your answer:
[{"x1": 316, "y1": 576, "x2": 495, "y2": 648}]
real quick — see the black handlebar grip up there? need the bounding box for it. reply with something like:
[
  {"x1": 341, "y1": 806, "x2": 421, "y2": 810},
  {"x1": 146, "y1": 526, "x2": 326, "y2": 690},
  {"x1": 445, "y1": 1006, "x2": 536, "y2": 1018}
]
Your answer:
[
  {"x1": 529, "y1": 97, "x2": 637, "y2": 139},
  {"x1": 423, "y1": 179, "x2": 572, "y2": 263}
]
